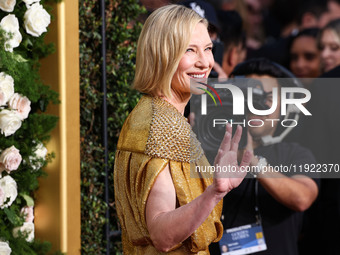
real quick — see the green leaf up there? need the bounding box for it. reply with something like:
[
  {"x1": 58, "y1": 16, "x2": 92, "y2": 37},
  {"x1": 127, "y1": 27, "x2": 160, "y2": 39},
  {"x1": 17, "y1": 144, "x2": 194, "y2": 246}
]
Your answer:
[
  {"x1": 21, "y1": 193, "x2": 35, "y2": 207},
  {"x1": 4, "y1": 207, "x2": 22, "y2": 225},
  {"x1": 12, "y1": 53, "x2": 28, "y2": 63}
]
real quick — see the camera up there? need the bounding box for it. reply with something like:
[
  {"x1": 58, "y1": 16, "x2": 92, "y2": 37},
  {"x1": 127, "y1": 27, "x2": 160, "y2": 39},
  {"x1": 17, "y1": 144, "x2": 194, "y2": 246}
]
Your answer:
[{"x1": 190, "y1": 77, "x2": 269, "y2": 164}]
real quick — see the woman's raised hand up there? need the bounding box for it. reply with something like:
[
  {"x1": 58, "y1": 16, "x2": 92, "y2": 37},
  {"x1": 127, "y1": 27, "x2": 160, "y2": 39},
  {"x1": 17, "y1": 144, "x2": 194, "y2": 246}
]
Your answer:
[{"x1": 212, "y1": 124, "x2": 253, "y2": 196}]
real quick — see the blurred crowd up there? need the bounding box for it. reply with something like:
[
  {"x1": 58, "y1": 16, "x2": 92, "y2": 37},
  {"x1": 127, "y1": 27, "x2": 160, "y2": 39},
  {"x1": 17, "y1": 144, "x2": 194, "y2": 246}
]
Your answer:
[{"x1": 140, "y1": 0, "x2": 340, "y2": 83}]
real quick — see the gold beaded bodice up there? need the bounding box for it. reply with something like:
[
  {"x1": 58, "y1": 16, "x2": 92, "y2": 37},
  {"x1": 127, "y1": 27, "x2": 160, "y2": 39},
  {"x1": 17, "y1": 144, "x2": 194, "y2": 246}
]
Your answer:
[{"x1": 145, "y1": 96, "x2": 204, "y2": 163}]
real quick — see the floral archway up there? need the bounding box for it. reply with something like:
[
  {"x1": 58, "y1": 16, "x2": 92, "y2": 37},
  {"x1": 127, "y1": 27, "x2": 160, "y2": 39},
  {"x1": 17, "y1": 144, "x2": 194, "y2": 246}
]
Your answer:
[{"x1": 0, "y1": 0, "x2": 58, "y2": 254}]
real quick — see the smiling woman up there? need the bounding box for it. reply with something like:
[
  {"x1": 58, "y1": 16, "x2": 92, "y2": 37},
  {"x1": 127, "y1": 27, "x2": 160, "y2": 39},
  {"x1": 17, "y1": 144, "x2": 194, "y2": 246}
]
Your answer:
[
  {"x1": 171, "y1": 22, "x2": 214, "y2": 99},
  {"x1": 289, "y1": 28, "x2": 321, "y2": 87},
  {"x1": 114, "y1": 4, "x2": 252, "y2": 255},
  {"x1": 132, "y1": 5, "x2": 209, "y2": 101}
]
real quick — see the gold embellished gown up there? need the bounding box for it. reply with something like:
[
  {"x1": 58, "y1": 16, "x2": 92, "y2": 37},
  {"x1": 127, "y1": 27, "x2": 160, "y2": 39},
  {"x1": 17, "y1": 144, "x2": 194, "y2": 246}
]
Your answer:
[{"x1": 114, "y1": 95, "x2": 223, "y2": 254}]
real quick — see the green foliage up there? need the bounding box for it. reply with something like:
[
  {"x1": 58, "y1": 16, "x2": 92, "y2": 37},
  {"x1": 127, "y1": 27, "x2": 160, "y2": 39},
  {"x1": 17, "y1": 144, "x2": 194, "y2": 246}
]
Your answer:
[
  {"x1": 79, "y1": 0, "x2": 145, "y2": 253},
  {"x1": 0, "y1": 1, "x2": 59, "y2": 254}
]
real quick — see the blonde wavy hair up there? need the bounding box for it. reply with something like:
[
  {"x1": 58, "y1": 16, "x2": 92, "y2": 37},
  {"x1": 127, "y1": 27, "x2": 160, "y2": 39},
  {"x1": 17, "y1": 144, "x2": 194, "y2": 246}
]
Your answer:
[
  {"x1": 132, "y1": 5, "x2": 208, "y2": 98},
  {"x1": 318, "y1": 18, "x2": 340, "y2": 48}
]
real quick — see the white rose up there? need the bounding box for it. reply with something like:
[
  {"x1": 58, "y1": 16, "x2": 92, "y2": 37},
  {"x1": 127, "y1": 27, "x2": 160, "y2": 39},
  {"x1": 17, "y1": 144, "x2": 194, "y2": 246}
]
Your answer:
[
  {"x1": 0, "y1": 0, "x2": 16, "y2": 12},
  {"x1": 22, "y1": 0, "x2": 40, "y2": 8},
  {"x1": 0, "y1": 175, "x2": 17, "y2": 209},
  {"x1": 8, "y1": 93, "x2": 31, "y2": 120},
  {"x1": 35, "y1": 143, "x2": 47, "y2": 159},
  {"x1": 0, "y1": 110, "x2": 22, "y2": 137},
  {"x1": 13, "y1": 222, "x2": 34, "y2": 242},
  {"x1": 21, "y1": 206, "x2": 34, "y2": 223},
  {"x1": 0, "y1": 145, "x2": 22, "y2": 175},
  {"x1": 29, "y1": 143, "x2": 47, "y2": 170},
  {"x1": 0, "y1": 72, "x2": 15, "y2": 105},
  {"x1": 24, "y1": 3, "x2": 50, "y2": 37},
  {"x1": 0, "y1": 14, "x2": 22, "y2": 52},
  {"x1": 0, "y1": 186, "x2": 4, "y2": 206},
  {"x1": 0, "y1": 91, "x2": 5, "y2": 106},
  {"x1": 0, "y1": 241, "x2": 11, "y2": 255}
]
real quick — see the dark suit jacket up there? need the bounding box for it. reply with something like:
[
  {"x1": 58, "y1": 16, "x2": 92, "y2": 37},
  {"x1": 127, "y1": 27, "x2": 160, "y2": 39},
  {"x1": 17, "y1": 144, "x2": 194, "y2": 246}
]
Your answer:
[{"x1": 300, "y1": 65, "x2": 340, "y2": 255}]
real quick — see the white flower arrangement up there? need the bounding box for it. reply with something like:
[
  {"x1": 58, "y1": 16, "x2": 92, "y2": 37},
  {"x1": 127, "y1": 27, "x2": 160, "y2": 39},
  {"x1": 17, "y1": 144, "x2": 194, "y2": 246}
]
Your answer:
[
  {"x1": 1, "y1": 1, "x2": 51, "y2": 50},
  {"x1": 0, "y1": 0, "x2": 16, "y2": 13},
  {"x1": 0, "y1": 109, "x2": 22, "y2": 137},
  {"x1": 0, "y1": 241, "x2": 11, "y2": 255},
  {"x1": 0, "y1": 72, "x2": 15, "y2": 105},
  {"x1": 0, "y1": 14, "x2": 22, "y2": 52},
  {"x1": 8, "y1": 93, "x2": 31, "y2": 120},
  {"x1": 22, "y1": 0, "x2": 40, "y2": 8},
  {"x1": 0, "y1": 72, "x2": 31, "y2": 136},
  {"x1": 24, "y1": 3, "x2": 50, "y2": 37},
  {"x1": 29, "y1": 142, "x2": 48, "y2": 170},
  {"x1": 0, "y1": 175, "x2": 17, "y2": 209},
  {"x1": 0, "y1": 145, "x2": 22, "y2": 175},
  {"x1": 13, "y1": 222, "x2": 35, "y2": 242},
  {"x1": 0, "y1": 0, "x2": 55, "y2": 251},
  {"x1": 11, "y1": 202, "x2": 35, "y2": 244},
  {"x1": 21, "y1": 206, "x2": 34, "y2": 223}
]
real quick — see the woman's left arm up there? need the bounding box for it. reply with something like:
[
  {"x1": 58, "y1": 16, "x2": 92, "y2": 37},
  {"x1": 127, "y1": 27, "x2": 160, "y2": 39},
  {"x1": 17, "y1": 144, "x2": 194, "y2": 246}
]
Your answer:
[{"x1": 146, "y1": 163, "x2": 223, "y2": 252}]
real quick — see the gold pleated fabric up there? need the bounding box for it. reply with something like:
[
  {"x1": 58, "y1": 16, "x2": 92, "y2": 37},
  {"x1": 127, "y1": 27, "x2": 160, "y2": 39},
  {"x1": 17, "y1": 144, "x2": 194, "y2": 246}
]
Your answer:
[{"x1": 114, "y1": 96, "x2": 223, "y2": 254}]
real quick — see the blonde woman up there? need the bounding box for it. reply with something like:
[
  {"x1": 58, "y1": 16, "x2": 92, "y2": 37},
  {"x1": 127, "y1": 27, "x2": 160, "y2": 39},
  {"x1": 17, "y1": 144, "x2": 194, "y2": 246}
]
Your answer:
[
  {"x1": 114, "y1": 5, "x2": 252, "y2": 254},
  {"x1": 319, "y1": 18, "x2": 340, "y2": 73}
]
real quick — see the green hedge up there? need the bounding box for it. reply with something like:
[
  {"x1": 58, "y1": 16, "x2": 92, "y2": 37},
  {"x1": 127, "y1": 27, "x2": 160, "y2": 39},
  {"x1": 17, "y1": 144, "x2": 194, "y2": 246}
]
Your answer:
[{"x1": 79, "y1": 1, "x2": 145, "y2": 253}]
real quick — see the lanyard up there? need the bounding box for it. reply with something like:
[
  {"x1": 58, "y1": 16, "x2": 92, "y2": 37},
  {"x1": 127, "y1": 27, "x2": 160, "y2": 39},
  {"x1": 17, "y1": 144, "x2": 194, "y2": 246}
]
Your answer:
[{"x1": 255, "y1": 179, "x2": 262, "y2": 224}]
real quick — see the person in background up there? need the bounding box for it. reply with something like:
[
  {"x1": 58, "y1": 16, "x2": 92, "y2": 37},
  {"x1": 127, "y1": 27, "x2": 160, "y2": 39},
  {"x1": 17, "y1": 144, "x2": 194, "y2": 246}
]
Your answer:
[
  {"x1": 296, "y1": 1, "x2": 329, "y2": 29},
  {"x1": 114, "y1": 5, "x2": 252, "y2": 254},
  {"x1": 284, "y1": 28, "x2": 321, "y2": 143},
  {"x1": 209, "y1": 58, "x2": 319, "y2": 255},
  {"x1": 249, "y1": 1, "x2": 327, "y2": 69},
  {"x1": 289, "y1": 28, "x2": 321, "y2": 88},
  {"x1": 244, "y1": 0, "x2": 265, "y2": 49},
  {"x1": 217, "y1": 10, "x2": 247, "y2": 76},
  {"x1": 299, "y1": 29, "x2": 340, "y2": 254},
  {"x1": 318, "y1": 18, "x2": 340, "y2": 73},
  {"x1": 326, "y1": 0, "x2": 340, "y2": 23},
  {"x1": 180, "y1": 0, "x2": 220, "y2": 40},
  {"x1": 209, "y1": 0, "x2": 261, "y2": 50}
]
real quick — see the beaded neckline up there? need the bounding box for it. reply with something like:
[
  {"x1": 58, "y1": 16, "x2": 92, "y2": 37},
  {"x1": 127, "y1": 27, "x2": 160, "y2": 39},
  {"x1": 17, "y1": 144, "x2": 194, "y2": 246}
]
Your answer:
[{"x1": 145, "y1": 96, "x2": 203, "y2": 163}]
